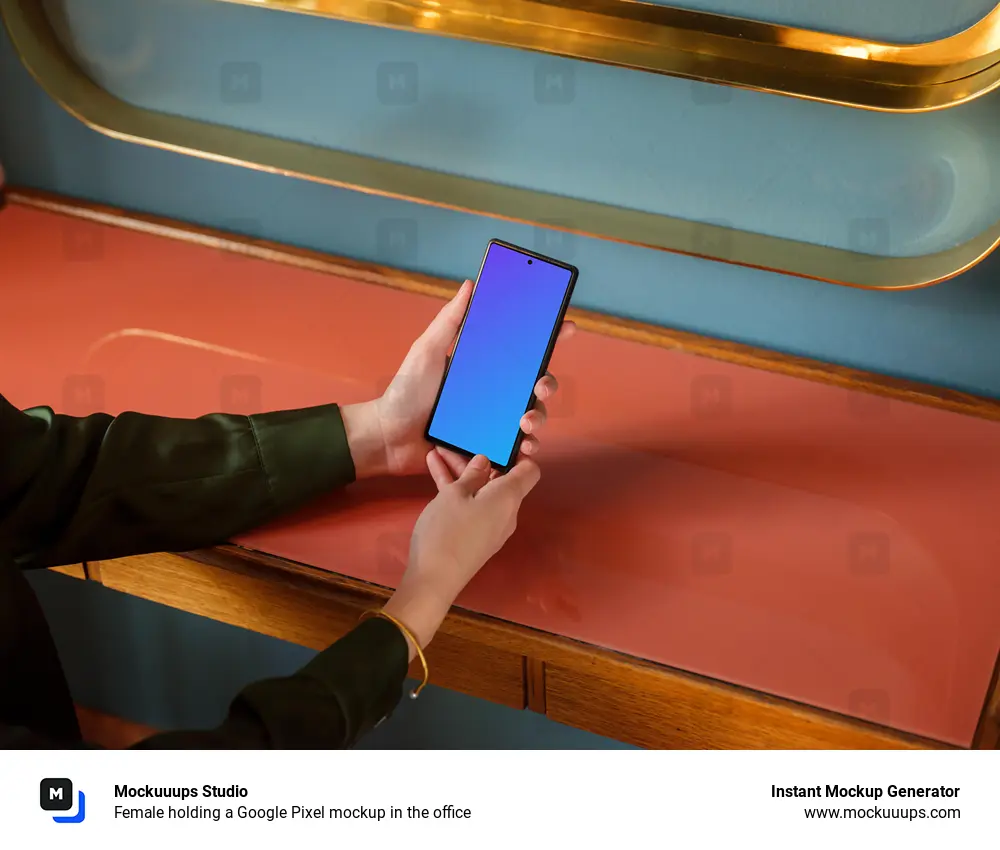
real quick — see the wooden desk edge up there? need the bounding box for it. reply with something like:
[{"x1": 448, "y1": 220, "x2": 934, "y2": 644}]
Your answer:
[{"x1": 52, "y1": 550, "x2": 955, "y2": 750}]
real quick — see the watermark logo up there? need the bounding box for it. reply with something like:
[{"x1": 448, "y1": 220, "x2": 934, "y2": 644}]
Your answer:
[
  {"x1": 40, "y1": 778, "x2": 86, "y2": 824},
  {"x1": 691, "y1": 219, "x2": 734, "y2": 262},
  {"x1": 219, "y1": 375, "x2": 262, "y2": 415},
  {"x1": 221, "y1": 62, "x2": 261, "y2": 104},
  {"x1": 690, "y1": 374, "x2": 733, "y2": 420},
  {"x1": 377, "y1": 61, "x2": 418, "y2": 105},
  {"x1": 849, "y1": 531, "x2": 890, "y2": 576},
  {"x1": 848, "y1": 689, "x2": 891, "y2": 724},
  {"x1": 848, "y1": 218, "x2": 890, "y2": 254},
  {"x1": 533, "y1": 221, "x2": 576, "y2": 261},
  {"x1": 691, "y1": 531, "x2": 733, "y2": 576},
  {"x1": 534, "y1": 60, "x2": 575, "y2": 104},
  {"x1": 375, "y1": 373, "x2": 422, "y2": 425},
  {"x1": 62, "y1": 375, "x2": 105, "y2": 416},
  {"x1": 62, "y1": 221, "x2": 104, "y2": 262},
  {"x1": 376, "y1": 218, "x2": 418, "y2": 265}
]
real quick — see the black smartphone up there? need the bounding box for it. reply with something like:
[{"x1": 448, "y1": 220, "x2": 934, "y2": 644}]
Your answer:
[{"x1": 424, "y1": 239, "x2": 578, "y2": 473}]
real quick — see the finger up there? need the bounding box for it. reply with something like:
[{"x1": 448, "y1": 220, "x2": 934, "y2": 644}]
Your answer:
[
  {"x1": 419, "y1": 280, "x2": 473, "y2": 350},
  {"x1": 518, "y1": 435, "x2": 540, "y2": 456},
  {"x1": 534, "y1": 374, "x2": 558, "y2": 402},
  {"x1": 557, "y1": 320, "x2": 577, "y2": 344},
  {"x1": 436, "y1": 446, "x2": 469, "y2": 479},
  {"x1": 426, "y1": 449, "x2": 457, "y2": 491},
  {"x1": 520, "y1": 402, "x2": 547, "y2": 435},
  {"x1": 453, "y1": 454, "x2": 492, "y2": 497},
  {"x1": 482, "y1": 457, "x2": 540, "y2": 502}
]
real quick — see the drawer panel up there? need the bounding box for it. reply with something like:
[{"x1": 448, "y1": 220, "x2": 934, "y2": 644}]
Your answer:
[{"x1": 544, "y1": 662, "x2": 926, "y2": 750}]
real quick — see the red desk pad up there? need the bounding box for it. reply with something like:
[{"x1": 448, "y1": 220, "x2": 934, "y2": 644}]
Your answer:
[{"x1": 3, "y1": 205, "x2": 999, "y2": 746}]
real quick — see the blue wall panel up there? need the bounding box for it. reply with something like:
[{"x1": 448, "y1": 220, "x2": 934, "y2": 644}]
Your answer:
[
  {"x1": 4, "y1": 23, "x2": 999, "y2": 397},
  {"x1": 45, "y1": 0, "x2": 1000, "y2": 258}
]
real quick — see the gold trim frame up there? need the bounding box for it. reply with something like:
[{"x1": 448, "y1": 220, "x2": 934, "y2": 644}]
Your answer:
[
  {"x1": 212, "y1": 0, "x2": 1000, "y2": 113},
  {"x1": 4, "y1": 0, "x2": 1000, "y2": 289}
]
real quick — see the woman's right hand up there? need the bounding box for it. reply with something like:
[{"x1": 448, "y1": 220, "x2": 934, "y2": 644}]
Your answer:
[{"x1": 381, "y1": 451, "x2": 541, "y2": 656}]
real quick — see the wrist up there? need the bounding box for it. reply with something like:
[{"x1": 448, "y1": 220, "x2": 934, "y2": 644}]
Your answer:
[
  {"x1": 382, "y1": 578, "x2": 454, "y2": 660},
  {"x1": 340, "y1": 400, "x2": 388, "y2": 481}
]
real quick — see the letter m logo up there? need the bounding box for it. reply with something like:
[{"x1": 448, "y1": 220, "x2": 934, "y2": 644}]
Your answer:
[{"x1": 39, "y1": 778, "x2": 74, "y2": 812}]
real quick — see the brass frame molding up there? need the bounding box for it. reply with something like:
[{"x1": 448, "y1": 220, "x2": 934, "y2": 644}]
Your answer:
[
  {"x1": 4, "y1": 0, "x2": 1000, "y2": 290},
  {"x1": 207, "y1": 0, "x2": 1000, "y2": 113}
]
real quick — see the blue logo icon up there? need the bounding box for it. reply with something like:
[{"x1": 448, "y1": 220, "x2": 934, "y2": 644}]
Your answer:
[{"x1": 40, "y1": 779, "x2": 86, "y2": 823}]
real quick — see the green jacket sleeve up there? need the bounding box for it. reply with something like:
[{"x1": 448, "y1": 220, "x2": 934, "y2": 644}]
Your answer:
[
  {"x1": 0, "y1": 393, "x2": 357, "y2": 568},
  {"x1": 131, "y1": 617, "x2": 408, "y2": 749},
  {"x1": 0, "y1": 392, "x2": 409, "y2": 749}
]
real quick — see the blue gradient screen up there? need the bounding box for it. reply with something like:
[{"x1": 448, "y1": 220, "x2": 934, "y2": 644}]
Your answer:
[{"x1": 428, "y1": 243, "x2": 574, "y2": 466}]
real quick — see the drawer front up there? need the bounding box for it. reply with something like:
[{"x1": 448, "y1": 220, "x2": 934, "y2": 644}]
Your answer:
[{"x1": 544, "y1": 662, "x2": 926, "y2": 750}]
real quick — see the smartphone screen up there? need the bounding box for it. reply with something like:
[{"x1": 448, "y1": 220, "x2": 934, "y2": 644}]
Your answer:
[{"x1": 425, "y1": 240, "x2": 577, "y2": 470}]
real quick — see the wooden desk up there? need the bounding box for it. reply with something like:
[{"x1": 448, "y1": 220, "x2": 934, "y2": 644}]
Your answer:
[
  {"x1": 5, "y1": 188, "x2": 999, "y2": 749},
  {"x1": 48, "y1": 549, "x2": 941, "y2": 749}
]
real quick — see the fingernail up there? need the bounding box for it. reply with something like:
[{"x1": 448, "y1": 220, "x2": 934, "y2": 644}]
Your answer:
[
  {"x1": 471, "y1": 454, "x2": 489, "y2": 470},
  {"x1": 522, "y1": 418, "x2": 532, "y2": 434}
]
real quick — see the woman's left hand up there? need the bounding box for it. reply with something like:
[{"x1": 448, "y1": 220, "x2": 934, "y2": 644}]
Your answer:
[{"x1": 342, "y1": 279, "x2": 575, "y2": 479}]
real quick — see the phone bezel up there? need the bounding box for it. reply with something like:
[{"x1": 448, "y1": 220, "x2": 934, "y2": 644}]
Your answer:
[{"x1": 424, "y1": 238, "x2": 579, "y2": 474}]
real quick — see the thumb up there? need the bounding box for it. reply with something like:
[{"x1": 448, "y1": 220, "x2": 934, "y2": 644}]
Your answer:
[
  {"x1": 420, "y1": 280, "x2": 472, "y2": 351},
  {"x1": 453, "y1": 454, "x2": 492, "y2": 497}
]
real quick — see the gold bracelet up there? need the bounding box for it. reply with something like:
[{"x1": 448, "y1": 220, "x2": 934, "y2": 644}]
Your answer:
[{"x1": 360, "y1": 609, "x2": 429, "y2": 699}]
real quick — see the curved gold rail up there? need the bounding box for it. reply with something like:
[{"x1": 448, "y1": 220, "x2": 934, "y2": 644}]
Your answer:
[
  {"x1": 211, "y1": 0, "x2": 1000, "y2": 112},
  {"x1": 4, "y1": 0, "x2": 1000, "y2": 289}
]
